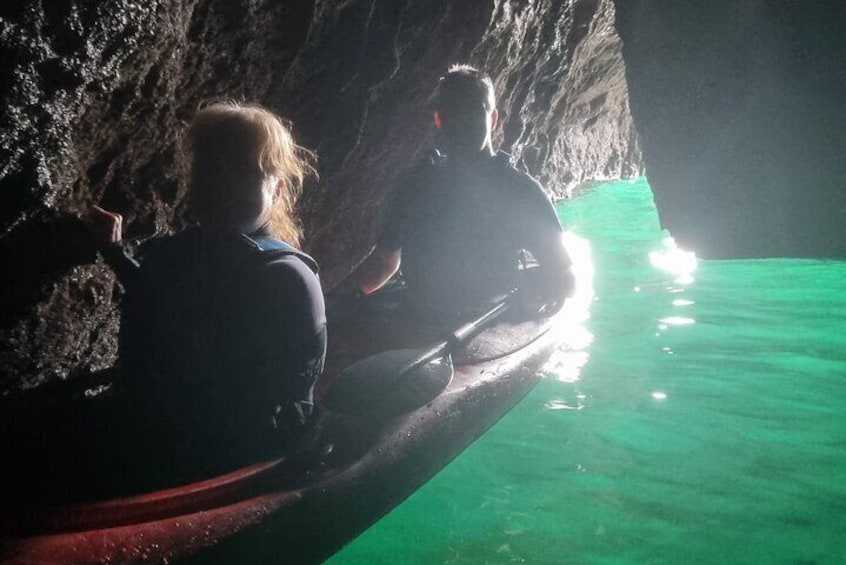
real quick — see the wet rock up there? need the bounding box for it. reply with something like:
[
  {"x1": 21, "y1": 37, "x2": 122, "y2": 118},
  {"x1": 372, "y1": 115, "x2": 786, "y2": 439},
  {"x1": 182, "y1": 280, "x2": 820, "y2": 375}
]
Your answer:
[
  {"x1": 616, "y1": 1, "x2": 846, "y2": 258},
  {"x1": 1, "y1": 0, "x2": 638, "y2": 392}
]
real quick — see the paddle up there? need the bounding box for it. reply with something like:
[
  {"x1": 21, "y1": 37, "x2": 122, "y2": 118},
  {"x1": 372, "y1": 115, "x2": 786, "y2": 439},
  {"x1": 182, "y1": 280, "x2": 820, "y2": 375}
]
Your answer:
[{"x1": 322, "y1": 289, "x2": 517, "y2": 417}]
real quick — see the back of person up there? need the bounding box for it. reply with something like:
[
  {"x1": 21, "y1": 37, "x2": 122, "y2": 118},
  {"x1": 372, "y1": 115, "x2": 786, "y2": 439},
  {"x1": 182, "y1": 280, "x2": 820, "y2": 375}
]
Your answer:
[
  {"x1": 119, "y1": 227, "x2": 324, "y2": 474},
  {"x1": 384, "y1": 152, "x2": 560, "y2": 315},
  {"x1": 74, "y1": 102, "x2": 326, "y2": 488},
  {"x1": 337, "y1": 64, "x2": 573, "y2": 321}
]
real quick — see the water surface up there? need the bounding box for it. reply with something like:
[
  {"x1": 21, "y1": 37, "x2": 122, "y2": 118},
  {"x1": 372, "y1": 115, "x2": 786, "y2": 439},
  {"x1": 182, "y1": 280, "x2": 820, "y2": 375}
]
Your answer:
[{"x1": 329, "y1": 178, "x2": 846, "y2": 564}]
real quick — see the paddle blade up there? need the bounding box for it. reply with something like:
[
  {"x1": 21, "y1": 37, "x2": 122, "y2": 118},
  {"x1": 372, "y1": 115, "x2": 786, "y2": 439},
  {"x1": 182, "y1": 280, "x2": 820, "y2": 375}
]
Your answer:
[{"x1": 322, "y1": 349, "x2": 454, "y2": 418}]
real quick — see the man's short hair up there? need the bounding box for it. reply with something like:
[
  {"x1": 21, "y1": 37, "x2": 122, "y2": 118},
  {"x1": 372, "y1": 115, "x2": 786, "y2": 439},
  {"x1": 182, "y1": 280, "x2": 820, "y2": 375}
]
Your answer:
[{"x1": 430, "y1": 64, "x2": 496, "y2": 113}]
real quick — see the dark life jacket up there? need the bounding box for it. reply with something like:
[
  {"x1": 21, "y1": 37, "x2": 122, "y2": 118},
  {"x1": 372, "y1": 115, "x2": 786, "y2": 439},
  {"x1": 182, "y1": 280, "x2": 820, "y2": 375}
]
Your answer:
[{"x1": 113, "y1": 227, "x2": 326, "y2": 481}]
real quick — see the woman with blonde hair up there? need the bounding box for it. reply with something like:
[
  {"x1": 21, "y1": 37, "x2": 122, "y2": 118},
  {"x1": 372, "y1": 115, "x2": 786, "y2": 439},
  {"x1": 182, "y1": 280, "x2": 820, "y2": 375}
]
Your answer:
[{"x1": 86, "y1": 101, "x2": 325, "y2": 484}]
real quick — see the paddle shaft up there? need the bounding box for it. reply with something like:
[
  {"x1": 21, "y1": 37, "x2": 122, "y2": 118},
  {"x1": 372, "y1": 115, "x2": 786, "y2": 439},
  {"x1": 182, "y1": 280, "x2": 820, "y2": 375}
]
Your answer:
[
  {"x1": 397, "y1": 291, "x2": 515, "y2": 378},
  {"x1": 321, "y1": 290, "x2": 520, "y2": 416}
]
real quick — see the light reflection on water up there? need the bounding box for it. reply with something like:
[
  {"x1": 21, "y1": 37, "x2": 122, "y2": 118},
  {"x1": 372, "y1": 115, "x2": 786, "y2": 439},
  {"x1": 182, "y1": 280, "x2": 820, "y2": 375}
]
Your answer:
[
  {"x1": 542, "y1": 231, "x2": 595, "y2": 385},
  {"x1": 658, "y1": 316, "x2": 695, "y2": 326},
  {"x1": 648, "y1": 236, "x2": 698, "y2": 280},
  {"x1": 328, "y1": 178, "x2": 846, "y2": 565}
]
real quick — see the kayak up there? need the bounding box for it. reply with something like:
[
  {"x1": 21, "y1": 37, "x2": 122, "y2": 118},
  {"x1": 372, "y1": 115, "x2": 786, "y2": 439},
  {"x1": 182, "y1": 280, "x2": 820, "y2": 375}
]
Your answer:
[{"x1": 0, "y1": 297, "x2": 569, "y2": 564}]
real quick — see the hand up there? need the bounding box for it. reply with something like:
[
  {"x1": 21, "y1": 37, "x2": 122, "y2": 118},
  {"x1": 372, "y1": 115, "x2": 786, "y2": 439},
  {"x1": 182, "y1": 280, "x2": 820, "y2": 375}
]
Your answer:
[
  {"x1": 83, "y1": 205, "x2": 123, "y2": 247},
  {"x1": 511, "y1": 265, "x2": 559, "y2": 321}
]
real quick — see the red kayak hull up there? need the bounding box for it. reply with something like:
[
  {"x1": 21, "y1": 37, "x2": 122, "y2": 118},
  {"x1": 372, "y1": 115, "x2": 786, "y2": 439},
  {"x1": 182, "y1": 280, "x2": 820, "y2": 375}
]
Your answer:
[{"x1": 2, "y1": 311, "x2": 566, "y2": 564}]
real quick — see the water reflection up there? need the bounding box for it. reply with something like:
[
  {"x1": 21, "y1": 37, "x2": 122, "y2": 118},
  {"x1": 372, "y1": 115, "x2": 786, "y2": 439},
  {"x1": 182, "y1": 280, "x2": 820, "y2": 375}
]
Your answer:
[
  {"x1": 543, "y1": 399, "x2": 584, "y2": 411},
  {"x1": 559, "y1": 230, "x2": 595, "y2": 326},
  {"x1": 330, "y1": 178, "x2": 846, "y2": 565},
  {"x1": 651, "y1": 236, "x2": 698, "y2": 331},
  {"x1": 658, "y1": 316, "x2": 695, "y2": 326},
  {"x1": 542, "y1": 231, "x2": 595, "y2": 384},
  {"x1": 649, "y1": 236, "x2": 698, "y2": 282}
]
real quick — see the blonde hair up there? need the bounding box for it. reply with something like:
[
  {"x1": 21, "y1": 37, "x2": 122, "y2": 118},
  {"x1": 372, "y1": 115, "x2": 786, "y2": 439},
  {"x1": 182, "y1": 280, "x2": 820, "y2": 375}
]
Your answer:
[{"x1": 186, "y1": 101, "x2": 316, "y2": 246}]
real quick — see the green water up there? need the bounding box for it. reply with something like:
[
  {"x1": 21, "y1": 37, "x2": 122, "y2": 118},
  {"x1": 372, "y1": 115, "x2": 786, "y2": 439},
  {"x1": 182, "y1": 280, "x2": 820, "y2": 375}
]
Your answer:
[{"x1": 328, "y1": 178, "x2": 846, "y2": 564}]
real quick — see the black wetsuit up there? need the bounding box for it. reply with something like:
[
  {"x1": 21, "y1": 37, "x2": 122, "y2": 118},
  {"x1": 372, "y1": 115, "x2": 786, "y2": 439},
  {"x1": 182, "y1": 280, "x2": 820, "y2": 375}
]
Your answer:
[
  {"x1": 379, "y1": 151, "x2": 568, "y2": 318},
  {"x1": 6, "y1": 226, "x2": 325, "y2": 502},
  {"x1": 109, "y1": 226, "x2": 326, "y2": 481}
]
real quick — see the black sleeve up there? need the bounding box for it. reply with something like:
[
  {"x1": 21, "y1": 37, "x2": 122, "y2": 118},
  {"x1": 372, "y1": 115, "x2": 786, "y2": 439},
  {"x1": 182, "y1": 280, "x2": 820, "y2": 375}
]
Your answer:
[
  {"x1": 255, "y1": 255, "x2": 327, "y2": 429},
  {"x1": 101, "y1": 240, "x2": 142, "y2": 288}
]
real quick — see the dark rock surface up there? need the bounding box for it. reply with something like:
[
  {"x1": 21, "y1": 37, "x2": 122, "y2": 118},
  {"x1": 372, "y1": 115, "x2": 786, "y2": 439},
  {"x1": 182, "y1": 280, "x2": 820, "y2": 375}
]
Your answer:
[
  {"x1": 1, "y1": 0, "x2": 638, "y2": 392},
  {"x1": 616, "y1": 1, "x2": 846, "y2": 259}
]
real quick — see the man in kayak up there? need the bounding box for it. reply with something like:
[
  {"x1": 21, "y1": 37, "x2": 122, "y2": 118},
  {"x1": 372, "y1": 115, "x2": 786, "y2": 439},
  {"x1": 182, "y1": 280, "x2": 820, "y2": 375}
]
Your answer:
[{"x1": 339, "y1": 64, "x2": 574, "y2": 320}]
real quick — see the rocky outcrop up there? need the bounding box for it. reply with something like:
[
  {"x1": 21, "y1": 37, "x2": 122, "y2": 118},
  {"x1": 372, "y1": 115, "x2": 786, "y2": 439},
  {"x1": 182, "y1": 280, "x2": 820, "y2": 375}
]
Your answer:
[
  {"x1": 1, "y1": 0, "x2": 638, "y2": 393},
  {"x1": 475, "y1": 0, "x2": 639, "y2": 194},
  {"x1": 615, "y1": 1, "x2": 846, "y2": 258}
]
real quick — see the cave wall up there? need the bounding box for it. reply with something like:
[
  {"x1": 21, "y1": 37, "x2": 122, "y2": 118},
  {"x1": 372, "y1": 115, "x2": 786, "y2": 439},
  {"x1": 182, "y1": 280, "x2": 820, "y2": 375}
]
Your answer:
[
  {"x1": 615, "y1": 0, "x2": 846, "y2": 259},
  {"x1": 1, "y1": 0, "x2": 319, "y2": 390},
  {"x1": 0, "y1": 0, "x2": 639, "y2": 393}
]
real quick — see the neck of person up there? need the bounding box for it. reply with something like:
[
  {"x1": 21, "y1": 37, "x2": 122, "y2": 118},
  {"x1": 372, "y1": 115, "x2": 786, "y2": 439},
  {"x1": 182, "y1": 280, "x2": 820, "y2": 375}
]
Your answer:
[
  {"x1": 446, "y1": 141, "x2": 496, "y2": 164},
  {"x1": 199, "y1": 212, "x2": 271, "y2": 237},
  {"x1": 237, "y1": 207, "x2": 273, "y2": 235}
]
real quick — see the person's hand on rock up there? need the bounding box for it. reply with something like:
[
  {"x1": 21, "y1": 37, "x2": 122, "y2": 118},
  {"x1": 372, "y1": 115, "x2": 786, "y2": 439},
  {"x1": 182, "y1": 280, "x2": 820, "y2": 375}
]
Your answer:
[{"x1": 83, "y1": 205, "x2": 123, "y2": 247}]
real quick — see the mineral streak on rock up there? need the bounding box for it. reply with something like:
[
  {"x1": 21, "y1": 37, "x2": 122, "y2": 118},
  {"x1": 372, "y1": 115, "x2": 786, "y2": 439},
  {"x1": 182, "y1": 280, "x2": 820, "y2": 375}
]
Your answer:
[{"x1": 1, "y1": 0, "x2": 637, "y2": 392}]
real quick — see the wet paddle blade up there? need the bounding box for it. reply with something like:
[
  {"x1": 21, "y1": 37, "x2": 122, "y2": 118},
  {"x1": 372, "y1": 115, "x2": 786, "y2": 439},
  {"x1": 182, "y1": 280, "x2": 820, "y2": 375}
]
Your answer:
[{"x1": 322, "y1": 348, "x2": 454, "y2": 418}]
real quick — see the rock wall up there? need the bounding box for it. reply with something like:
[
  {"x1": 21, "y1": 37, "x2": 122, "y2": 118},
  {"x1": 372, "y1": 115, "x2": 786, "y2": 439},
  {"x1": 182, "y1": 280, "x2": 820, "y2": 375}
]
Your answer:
[
  {"x1": 615, "y1": 1, "x2": 846, "y2": 259},
  {"x1": 0, "y1": 0, "x2": 639, "y2": 393}
]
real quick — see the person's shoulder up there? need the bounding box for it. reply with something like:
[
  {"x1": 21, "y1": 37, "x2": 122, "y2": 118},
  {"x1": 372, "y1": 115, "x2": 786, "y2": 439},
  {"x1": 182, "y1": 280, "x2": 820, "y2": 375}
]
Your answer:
[
  {"x1": 388, "y1": 149, "x2": 445, "y2": 209},
  {"x1": 259, "y1": 253, "x2": 325, "y2": 316},
  {"x1": 494, "y1": 152, "x2": 544, "y2": 191},
  {"x1": 413, "y1": 148, "x2": 447, "y2": 169},
  {"x1": 260, "y1": 252, "x2": 322, "y2": 291},
  {"x1": 136, "y1": 227, "x2": 201, "y2": 266},
  {"x1": 241, "y1": 234, "x2": 319, "y2": 274},
  {"x1": 493, "y1": 152, "x2": 554, "y2": 205},
  {"x1": 243, "y1": 252, "x2": 325, "y2": 327},
  {"x1": 493, "y1": 152, "x2": 562, "y2": 227},
  {"x1": 401, "y1": 149, "x2": 447, "y2": 181}
]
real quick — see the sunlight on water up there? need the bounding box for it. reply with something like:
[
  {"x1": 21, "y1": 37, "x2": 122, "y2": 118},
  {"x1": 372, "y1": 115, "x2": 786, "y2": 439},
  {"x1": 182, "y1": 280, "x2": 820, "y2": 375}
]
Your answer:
[
  {"x1": 657, "y1": 316, "x2": 695, "y2": 326},
  {"x1": 560, "y1": 230, "x2": 596, "y2": 326},
  {"x1": 543, "y1": 231, "x2": 595, "y2": 384},
  {"x1": 649, "y1": 236, "x2": 698, "y2": 284},
  {"x1": 329, "y1": 178, "x2": 846, "y2": 565}
]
